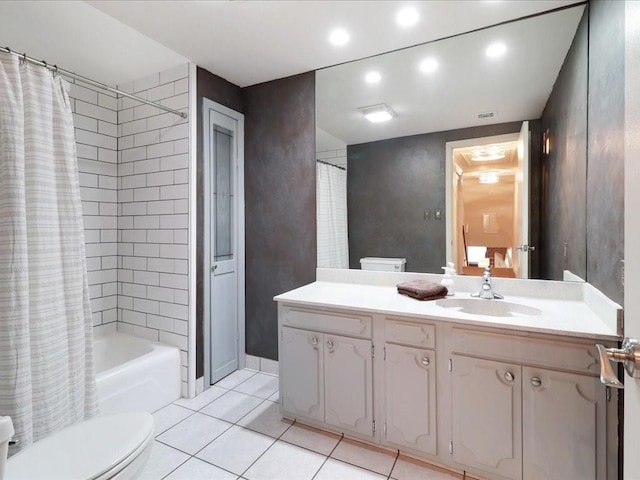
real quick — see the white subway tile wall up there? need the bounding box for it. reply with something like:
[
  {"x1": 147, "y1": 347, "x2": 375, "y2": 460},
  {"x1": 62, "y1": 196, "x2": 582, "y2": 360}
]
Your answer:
[
  {"x1": 117, "y1": 64, "x2": 190, "y2": 396},
  {"x1": 72, "y1": 63, "x2": 191, "y2": 397},
  {"x1": 71, "y1": 79, "x2": 119, "y2": 329}
]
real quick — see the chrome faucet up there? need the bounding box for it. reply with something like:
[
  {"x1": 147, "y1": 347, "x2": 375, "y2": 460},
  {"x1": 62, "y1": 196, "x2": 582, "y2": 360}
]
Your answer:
[{"x1": 472, "y1": 266, "x2": 503, "y2": 299}]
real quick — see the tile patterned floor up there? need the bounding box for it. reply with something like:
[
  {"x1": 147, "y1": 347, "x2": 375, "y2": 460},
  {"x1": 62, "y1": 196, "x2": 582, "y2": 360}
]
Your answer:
[{"x1": 140, "y1": 369, "x2": 467, "y2": 480}]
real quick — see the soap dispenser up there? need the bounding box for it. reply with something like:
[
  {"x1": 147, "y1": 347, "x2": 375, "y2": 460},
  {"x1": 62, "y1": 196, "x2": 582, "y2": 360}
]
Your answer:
[{"x1": 441, "y1": 262, "x2": 456, "y2": 296}]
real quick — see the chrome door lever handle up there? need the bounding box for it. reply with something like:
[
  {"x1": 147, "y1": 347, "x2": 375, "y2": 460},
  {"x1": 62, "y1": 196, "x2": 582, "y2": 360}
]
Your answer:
[
  {"x1": 596, "y1": 338, "x2": 640, "y2": 389},
  {"x1": 596, "y1": 344, "x2": 624, "y2": 389}
]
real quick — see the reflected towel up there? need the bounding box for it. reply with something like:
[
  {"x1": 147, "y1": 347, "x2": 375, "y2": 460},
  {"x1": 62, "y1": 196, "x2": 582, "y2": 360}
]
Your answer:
[{"x1": 397, "y1": 280, "x2": 448, "y2": 301}]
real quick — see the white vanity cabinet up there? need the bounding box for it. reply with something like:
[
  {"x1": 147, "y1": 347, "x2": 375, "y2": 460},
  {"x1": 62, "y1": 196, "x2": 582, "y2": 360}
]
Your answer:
[
  {"x1": 276, "y1": 281, "x2": 620, "y2": 480},
  {"x1": 383, "y1": 342, "x2": 437, "y2": 454},
  {"x1": 280, "y1": 326, "x2": 324, "y2": 422},
  {"x1": 279, "y1": 306, "x2": 375, "y2": 438},
  {"x1": 382, "y1": 319, "x2": 438, "y2": 455},
  {"x1": 449, "y1": 327, "x2": 609, "y2": 480},
  {"x1": 451, "y1": 355, "x2": 523, "y2": 480},
  {"x1": 521, "y1": 366, "x2": 606, "y2": 480}
]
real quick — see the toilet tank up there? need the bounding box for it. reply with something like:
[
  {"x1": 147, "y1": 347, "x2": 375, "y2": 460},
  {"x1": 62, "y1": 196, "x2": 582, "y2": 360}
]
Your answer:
[{"x1": 360, "y1": 257, "x2": 406, "y2": 272}]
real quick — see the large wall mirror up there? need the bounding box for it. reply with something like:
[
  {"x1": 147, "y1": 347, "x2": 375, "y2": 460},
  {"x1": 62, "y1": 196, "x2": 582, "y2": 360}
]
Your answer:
[{"x1": 316, "y1": 4, "x2": 588, "y2": 282}]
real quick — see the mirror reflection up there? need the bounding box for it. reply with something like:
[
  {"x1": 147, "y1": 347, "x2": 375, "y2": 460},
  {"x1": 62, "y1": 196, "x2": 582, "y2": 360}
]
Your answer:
[{"x1": 316, "y1": 5, "x2": 587, "y2": 281}]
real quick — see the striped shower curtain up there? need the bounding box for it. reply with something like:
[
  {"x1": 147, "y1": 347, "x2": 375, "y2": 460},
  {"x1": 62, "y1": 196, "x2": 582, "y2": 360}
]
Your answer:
[
  {"x1": 0, "y1": 52, "x2": 97, "y2": 453},
  {"x1": 317, "y1": 162, "x2": 349, "y2": 269}
]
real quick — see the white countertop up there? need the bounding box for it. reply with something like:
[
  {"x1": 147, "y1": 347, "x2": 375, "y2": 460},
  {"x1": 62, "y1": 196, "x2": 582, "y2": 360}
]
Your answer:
[{"x1": 274, "y1": 279, "x2": 621, "y2": 341}]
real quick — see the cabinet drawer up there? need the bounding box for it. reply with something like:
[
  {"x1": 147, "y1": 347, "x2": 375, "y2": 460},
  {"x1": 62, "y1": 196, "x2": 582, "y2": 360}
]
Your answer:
[
  {"x1": 449, "y1": 327, "x2": 600, "y2": 375},
  {"x1": 282, "y1": 306, "x2": 372, "y2": 339},
  {"x1": 385, "y1": 319, "x2": 436, "y2": 349}
]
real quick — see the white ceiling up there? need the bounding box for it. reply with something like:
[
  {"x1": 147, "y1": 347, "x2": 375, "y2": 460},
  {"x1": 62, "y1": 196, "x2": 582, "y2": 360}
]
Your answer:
[
  {"x1": 316, "y1": 6, "x2": 584, "y2": 147},
  {"x1": 0, "y1": 1, "x2": 187, "y2": 86},
  {"x1": 88, "y1": 0, "x2": 582, "y2": 88},
  {"x1": 1, "y1": 0, "x2": 582, "y2": 89}
]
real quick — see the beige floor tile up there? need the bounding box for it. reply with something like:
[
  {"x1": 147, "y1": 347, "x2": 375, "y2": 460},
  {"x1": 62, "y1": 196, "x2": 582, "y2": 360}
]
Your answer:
[
  {"x1": 200, "y1": 390, "x2": 263, "y2": 423},
  {"x1": 243, "y1": 441, "x2": 325, "y2": 480},
  {"x1": 331, "y1": 437, "x2": 397, "y2": 476},
  {"x1": 195, "y1": 425, "x2": 275, "y2": 475},
  {"x1": 391, "y1": 454, "x2": 463, "y2": 480},
  {"x1": 314, "y1": 458, "x2": 387, "y2": 480},
  {"x1": 280, "y1": 423, "x2": 341, "y2": 456},
  {"x1": 237, "y1": 400, "x2": 292, "y2": 438}
]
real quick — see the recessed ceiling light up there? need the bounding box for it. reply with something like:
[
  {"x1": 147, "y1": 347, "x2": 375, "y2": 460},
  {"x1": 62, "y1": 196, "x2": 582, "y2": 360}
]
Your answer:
[
  {"x1": 329, "y1": 28, "x2": 350, "y2": 47},
  {"x1": 471, "y1": 145, "x2": 506, "y2": 162},
  {"x1": 479, "y1": 172, "x2": 500, "y2": 184},
  {"x1": 359, "y1": 104, "x2": 396, "y2": 123},
  {"x1": 486, "y1": 42, "x2": 507, "y2": 58},
  {"x1": 420, "y1": 58, "x2": 439, "y2": 74},
  {"x1": 397, "y1": 7, "x2": 419, "y2": 27},
  {"x1": 365, "y1": 71, "x2": 381, "y2": 84}
]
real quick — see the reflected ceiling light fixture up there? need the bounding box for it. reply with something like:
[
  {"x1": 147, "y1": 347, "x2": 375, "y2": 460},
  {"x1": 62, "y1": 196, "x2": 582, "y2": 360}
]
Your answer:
[
  {"x1": 486, "y1": 42, "x2": 507, "y2": 58},
  {"x1": 419, "y1": 57, "x2": 439, "y2": 74},
  {"x1": 397, "y1": 7, "x2": 420, "y2": 27},
  {"x1": 359, "y1": 103, "x2": 396, "y2": 123},
  {"x1": 471, "y1": 145, "x2": 506, "y2": 162},
  {"x1": 329, "y1": 28, "x2": 350, "y2": 46},
  {"x1": 479, "y1": 171, "x2": 500, "y2": 184},
  {"x1": 365, "y1": 71, "x2": 382, "y2": 84}
]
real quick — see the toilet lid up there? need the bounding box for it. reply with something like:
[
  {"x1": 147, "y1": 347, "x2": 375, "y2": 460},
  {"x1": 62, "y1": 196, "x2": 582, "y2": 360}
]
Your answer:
[{"x1": 7, "y1": 412, "x2": 154, "y2": 480}]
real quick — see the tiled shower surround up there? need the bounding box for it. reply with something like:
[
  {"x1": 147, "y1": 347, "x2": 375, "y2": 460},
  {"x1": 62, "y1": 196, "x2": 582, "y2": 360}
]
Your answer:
[
  {"x1": 73, "y1": 63, "x2": 192, "y2": 396},
  {"x1": 71, "y1": 79, "x2": 119, "y2": 329}
]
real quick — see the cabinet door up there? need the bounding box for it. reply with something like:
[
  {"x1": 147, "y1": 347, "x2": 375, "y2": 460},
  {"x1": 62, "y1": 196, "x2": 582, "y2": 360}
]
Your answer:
[
  {"x1": 280, "y1": 327, "x2": 324, "y2": 422},
  {"x1": 522, "y1": 368, "x2": 606, "y2": 480},
  {"x1": 324, "y1": 334, "x2": 374, "y2": 436},
  {"x1": 384, "y1": 343, "x2": 437, "y2": 454},
  {"x1": 451, "y1": 355, "x2": 522, "y2": 480}
]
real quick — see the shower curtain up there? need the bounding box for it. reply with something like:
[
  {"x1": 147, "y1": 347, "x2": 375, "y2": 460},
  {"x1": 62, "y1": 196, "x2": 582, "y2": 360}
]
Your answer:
[
  {"x1": 317, "y1": 162, "x2": 349, "y2": 269},
  {"x1": 0, "y1": 53, "x2": 97, "y2": 453}
]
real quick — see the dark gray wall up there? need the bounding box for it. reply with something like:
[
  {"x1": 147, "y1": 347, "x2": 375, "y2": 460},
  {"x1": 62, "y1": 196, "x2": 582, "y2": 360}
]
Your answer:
[
  {"x1": 540, "y1": 1, "x2": 624, "y2": 305},
  {"x1": 540, "y1": 9, "x2": 588, "y2": 282},
  {"x1": 244, "y1": 72, "x2": 316, "y2": 360},
  {"x1": 196, "y1": 67, "x2": 244, "y2": 378},
  {"x1": 347, "y1": 121, "x2": 541, "y2": 274},
  {"x1": 587, "y1": 0, "x2": 625, "y2": 305}
]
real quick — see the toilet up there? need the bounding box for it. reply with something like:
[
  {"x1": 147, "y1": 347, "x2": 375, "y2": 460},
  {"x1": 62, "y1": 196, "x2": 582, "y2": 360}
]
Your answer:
[
  {"x1": 360, "y1": 257, "x2": 407, "y2": 272},
  {"x1": 0, "y1": 412, "x2": 154, "y2": 480}
]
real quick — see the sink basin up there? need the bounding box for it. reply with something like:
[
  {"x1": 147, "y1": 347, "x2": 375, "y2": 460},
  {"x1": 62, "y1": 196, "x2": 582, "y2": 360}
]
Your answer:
[{"x1": 435, "y1": 298, "x2": 542, "y2": 317}]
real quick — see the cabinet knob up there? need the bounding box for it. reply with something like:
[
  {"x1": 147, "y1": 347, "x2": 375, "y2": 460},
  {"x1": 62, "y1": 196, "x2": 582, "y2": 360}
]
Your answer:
[
  {"x1": 421, "y1": 356, "x2": 430, "y2": 366},
  {"x1": 504, "y1": 371, "x2": 515, "y2": 382},
  {"x1": 531, "y1": 377, "x2": 542, "y2": 387},
  {"x1": 327, "y1": 340, "x2": 334, "y2": 349},
  {"x1": 311, "y1": 336, "x2": 318, "y2": 346}
]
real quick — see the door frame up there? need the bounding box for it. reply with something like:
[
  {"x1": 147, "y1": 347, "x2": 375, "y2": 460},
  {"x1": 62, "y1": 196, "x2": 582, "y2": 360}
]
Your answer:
[
  {"x1": 202, "y1": 98, "x2": 245, "y2": 387},
  {"x1": 445, "y1": 131, "x2": 521, "y2": 273}
]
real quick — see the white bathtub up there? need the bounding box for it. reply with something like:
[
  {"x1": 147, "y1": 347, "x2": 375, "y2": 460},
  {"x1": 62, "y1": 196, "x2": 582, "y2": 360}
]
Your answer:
[{"x1": 94, "y1": 331, "x2": 181, "y2": 415}]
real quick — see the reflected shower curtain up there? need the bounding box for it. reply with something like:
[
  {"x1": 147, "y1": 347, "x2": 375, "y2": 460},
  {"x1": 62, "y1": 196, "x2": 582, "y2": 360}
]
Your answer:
[
  {"x1": 0, "y1": 53, "x2": 97, "y2": 453},
  {"x1": 317, "y1": 162, "x2": 349, "y2": 268}
]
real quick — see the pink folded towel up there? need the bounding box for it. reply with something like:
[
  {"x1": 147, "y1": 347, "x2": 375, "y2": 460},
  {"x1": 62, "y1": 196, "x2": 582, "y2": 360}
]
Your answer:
[{"x1": 397, "y1": 280, "x2": 448, "y2": 301}]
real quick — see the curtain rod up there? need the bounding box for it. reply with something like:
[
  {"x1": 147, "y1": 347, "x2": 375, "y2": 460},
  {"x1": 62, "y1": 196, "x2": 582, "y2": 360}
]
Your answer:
[
  {"x1": 317, "y1": 160, "x2": 346, "y2": 171},
  {"x1": 0, "y1": 46, "x2": 188, "y2": 119}
]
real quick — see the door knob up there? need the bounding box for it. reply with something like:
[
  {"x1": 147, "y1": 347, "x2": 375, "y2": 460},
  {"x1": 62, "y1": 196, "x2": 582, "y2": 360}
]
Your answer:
[{"x1": 596, "y1": 338, "x2": 640, "y2": 389}]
